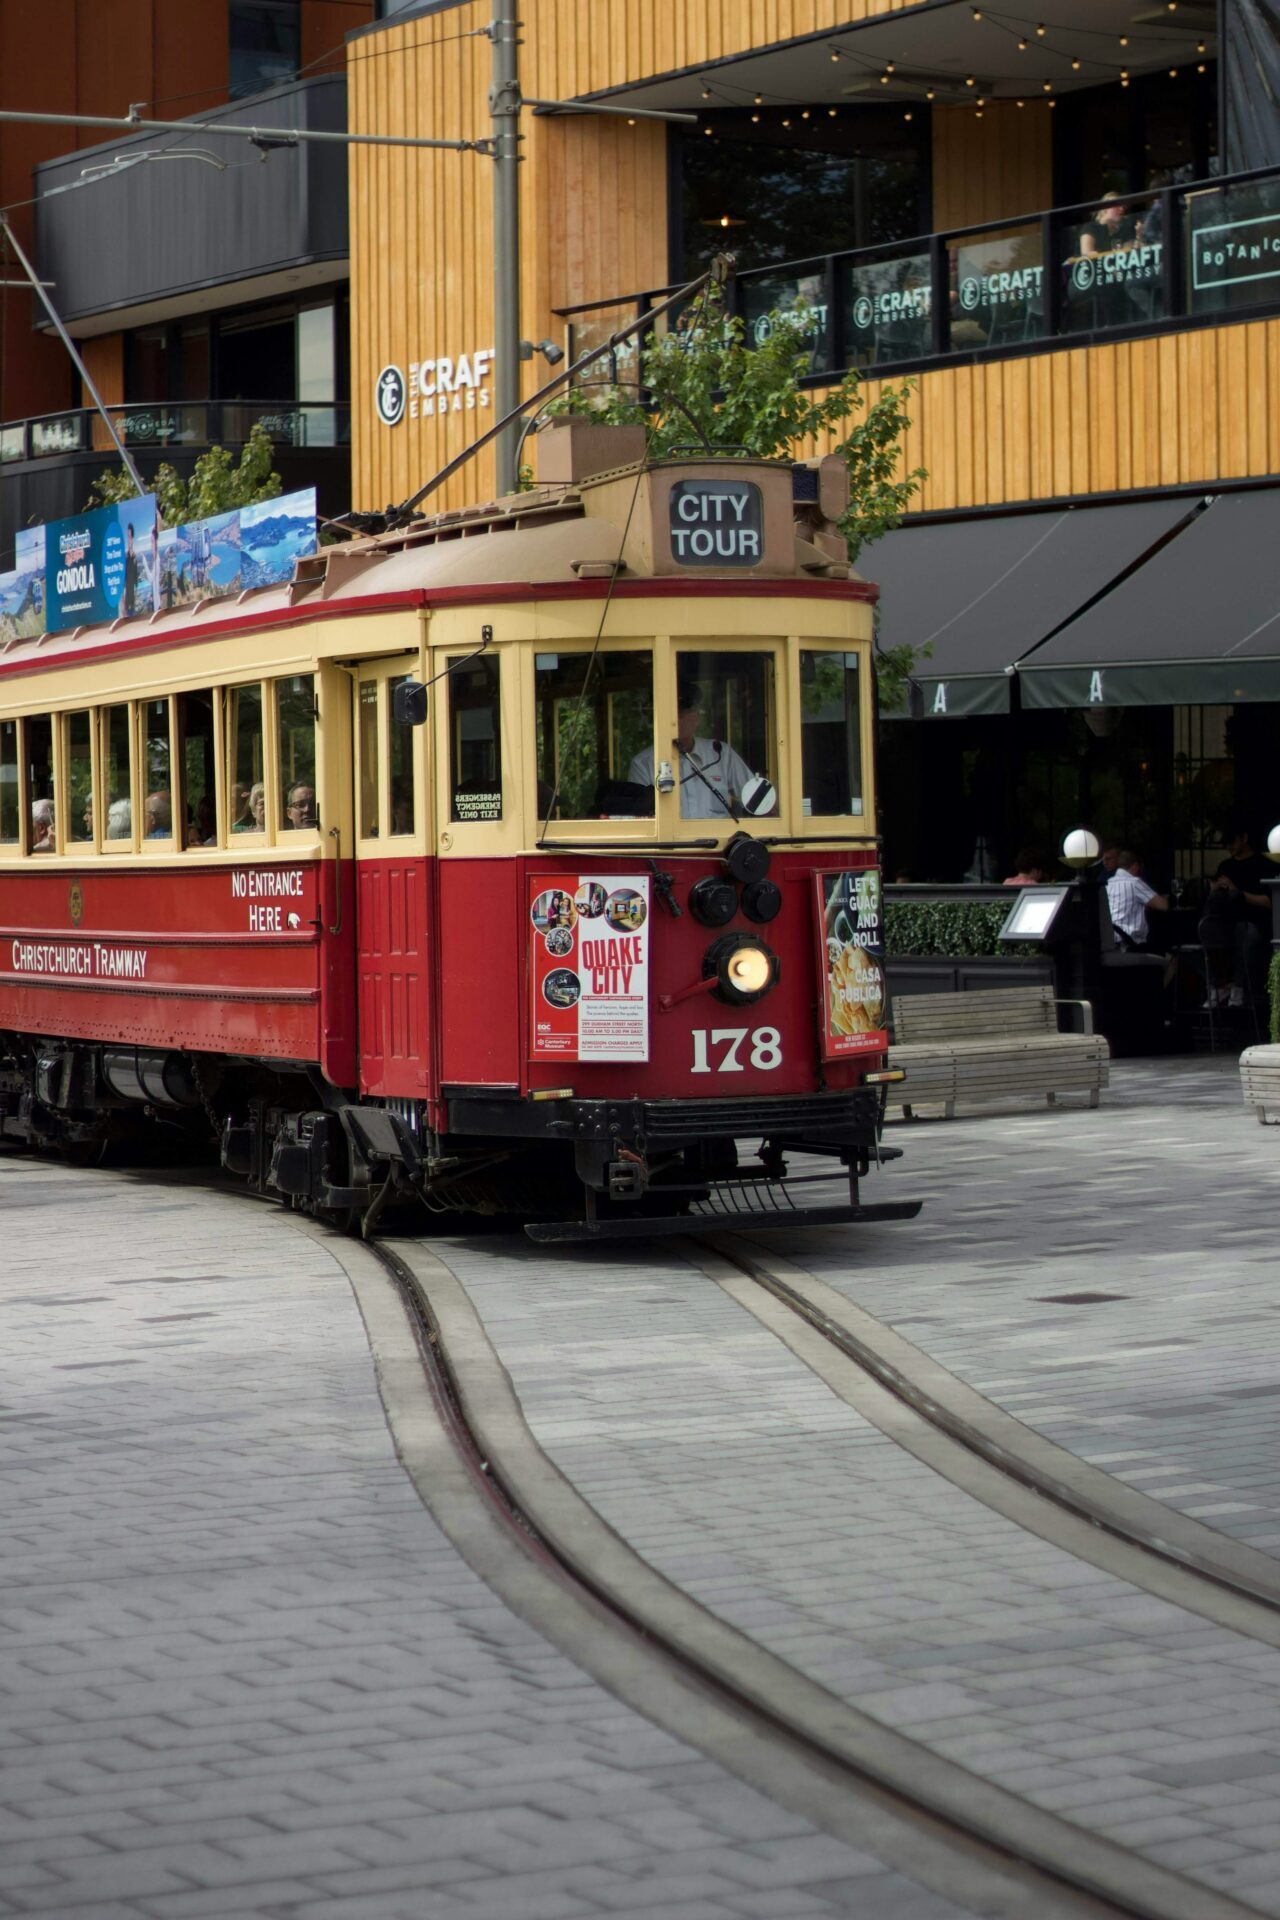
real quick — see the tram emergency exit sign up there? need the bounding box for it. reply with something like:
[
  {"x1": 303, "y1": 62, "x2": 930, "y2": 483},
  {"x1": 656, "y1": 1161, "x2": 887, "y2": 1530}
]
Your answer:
[{"x1": 668, "y1": 480, "x2": 763, "y2": 566}]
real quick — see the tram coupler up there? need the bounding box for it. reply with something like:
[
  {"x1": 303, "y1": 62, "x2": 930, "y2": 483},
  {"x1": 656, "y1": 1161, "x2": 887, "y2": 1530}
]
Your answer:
[{"x1": 608, "y1": 1148, "x2": 649, "y2": 1202}]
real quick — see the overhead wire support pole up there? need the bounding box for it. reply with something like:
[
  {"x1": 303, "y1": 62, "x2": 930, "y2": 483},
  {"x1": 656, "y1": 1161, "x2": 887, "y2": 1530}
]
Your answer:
[
  {"x1": 489, "y1": 0, "x2": 523, "y2": 498},
  {"x1": 0, "y1": 211, "x2": 148, "y2": 501}
]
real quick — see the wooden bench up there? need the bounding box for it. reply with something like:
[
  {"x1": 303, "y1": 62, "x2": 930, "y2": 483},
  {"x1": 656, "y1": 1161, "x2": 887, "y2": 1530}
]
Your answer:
[
  {"x1": 1240, "y1": 1044, "x2": 1280, "y2": 1124},
  {"x1": 887, "y1": 986, "x2": 1110, "y2": 1119}
]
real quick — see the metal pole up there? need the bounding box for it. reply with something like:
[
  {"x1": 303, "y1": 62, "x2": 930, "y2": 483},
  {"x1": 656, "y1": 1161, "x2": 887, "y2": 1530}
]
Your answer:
[
  {"x1": 491, "y1": 0, "x2": 522, "y2": 497},
  {"x1": 0, "y1": 212, "x2": 148, "y2": 501}
]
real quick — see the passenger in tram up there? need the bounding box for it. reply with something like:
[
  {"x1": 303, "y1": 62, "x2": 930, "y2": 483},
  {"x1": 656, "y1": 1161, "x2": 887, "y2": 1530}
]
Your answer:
[
  {"x1": 190, "y1": 795, "x2": 216, "y2": 846},
  {"x1": 145, "y1": 791, "x2": 172, "y2": 839},
  {"x1": 31, "y1": 798, "x2": 55, "y2": 853},
  {"x1": 107, "y1": 798, "x2": 131, "y2": 839},
  {"x1": 232, "y1": 782, "x2": 266, "y2": 832},
  {"x1": 284, "y1": 782, "x2": 318, "y2": 829},
  {"x1": 628, "y1": 681, "x2": 761, "y2": 820}
]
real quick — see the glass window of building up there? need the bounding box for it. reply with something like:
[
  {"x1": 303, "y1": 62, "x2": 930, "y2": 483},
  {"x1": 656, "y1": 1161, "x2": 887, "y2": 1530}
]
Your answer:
[
  {"x1": 229, "y1": 0, "x2": 300, "y2": 99},
  {"x1": 0, "y1": 719, "x2": 18, "y2": 845},
  {"x1": 389, "y1": 676, "x2": 417, "y2": 835},
  {"x1": 359, "y1": 680, "x2": 380, "y2": 839},
  {"x1": 66, "y1": 712, "x2": 94, "y2": 844},
  {"x1": 535, "y1": 652, "x2": 654, "y2": 820},
  {"x1": 25, "y1": 714, "x2": 55, "y2": 852},
  {"x1": 297, "y1": 304, "x2": 336, "y2": 445},
  {"x1": 677, "y1": 110, "x2": 928, "y2": 278},
  {"x1": 176, "y1": 690, "x2": 217, "y2": 847},
  {"x1": 671, "y1": 651, "x2": 778, "y2": 820},
  {"x1": 801, "y1": 651, "x2": 863, "y2": 817},
  {"x1": 229, "y1": 685, "x2": 266, "y2": 834},
  {"x1": 277, "y1": 675, "x2": 317, "y2": 829},
  {"x1": 103, "y1": 705, "x2": 133, "y2": 846},
  {"x1": 143, "y1": 700, "x2": 173, "y2": 841},
  {"x1": 449, "y1": 657, "x2": 501, "y2": 823}
]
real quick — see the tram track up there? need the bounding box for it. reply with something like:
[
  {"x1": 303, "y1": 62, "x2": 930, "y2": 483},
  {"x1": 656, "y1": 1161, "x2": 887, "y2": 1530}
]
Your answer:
[
  {"x1": 698, "y1": 1230, "x2": 1280, "y2": 1647},
  {"x1": 332, "y1": 1224, "x2": 1261, "y2": 1920}
]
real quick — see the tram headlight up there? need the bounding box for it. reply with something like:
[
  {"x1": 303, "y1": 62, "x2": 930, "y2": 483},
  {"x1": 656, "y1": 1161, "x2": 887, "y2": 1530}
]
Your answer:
[{"x1": 703, "y1": 933, "x2": 779, "y2": 1005}]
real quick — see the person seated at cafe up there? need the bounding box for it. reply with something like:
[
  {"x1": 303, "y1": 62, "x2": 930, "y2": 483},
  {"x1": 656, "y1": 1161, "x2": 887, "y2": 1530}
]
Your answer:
[
  {"x1": 1217, "y1": 824, "x2": 1271, "y2": 931},
  {"x1": 1106, "y1": 850, "x2": 1167, "y2": 949},
  {"x1": 1198, "y1": 862, "x2": 1257, "y2": 1008},
  {"x1": 1003, "y1": 847, "x2": 1048, "y2": 886},
  {"x1": 1079, "y1": 193, "x2": 1136, "y2": 257}
]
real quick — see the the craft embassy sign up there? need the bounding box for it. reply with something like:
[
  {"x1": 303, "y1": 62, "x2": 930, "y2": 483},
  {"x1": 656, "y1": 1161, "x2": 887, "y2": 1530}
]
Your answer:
[
  {"x1": 376, "y1": 347, "x2": 494, "y2": 426},
  {"x1": 957, "y1": 262, "x2": 1044, "y2": 312}
]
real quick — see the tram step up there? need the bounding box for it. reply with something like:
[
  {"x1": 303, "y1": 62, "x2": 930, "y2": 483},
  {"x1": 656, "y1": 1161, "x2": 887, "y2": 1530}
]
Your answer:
[{"x1": 525, "y1": 1200, "x2": 923, "y2": 1243}]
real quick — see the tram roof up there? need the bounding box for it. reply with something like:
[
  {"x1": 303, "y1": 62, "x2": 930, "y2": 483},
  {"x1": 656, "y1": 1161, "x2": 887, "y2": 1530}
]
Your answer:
[{"x1": 0, "y1": 456, "x2": 873, "y2": 678}]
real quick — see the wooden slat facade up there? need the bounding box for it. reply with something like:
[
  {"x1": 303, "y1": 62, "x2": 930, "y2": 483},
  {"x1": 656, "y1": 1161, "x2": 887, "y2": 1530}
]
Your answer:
[{"x1": 348, "y1": 0, "x2": 1279, "y2": 518}]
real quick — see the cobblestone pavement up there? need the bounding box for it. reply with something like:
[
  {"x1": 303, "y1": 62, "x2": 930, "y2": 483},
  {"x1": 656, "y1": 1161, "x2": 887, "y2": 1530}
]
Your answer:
[
  {"x1": 789, "y1": 1055, "x2": 1280, "y2": 1556},
  {"x1": 0, "y1": 1155, "x2": 976, "y2": 1920},
  {"x1": 442, "y1": 1060, "x2": 1280, "y2": 1914}
]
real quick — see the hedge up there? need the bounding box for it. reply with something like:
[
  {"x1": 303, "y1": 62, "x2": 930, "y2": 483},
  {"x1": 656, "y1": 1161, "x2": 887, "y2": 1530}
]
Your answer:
[{"x1": 884, "y1": 899, "x2": 1011, "y2": 959}]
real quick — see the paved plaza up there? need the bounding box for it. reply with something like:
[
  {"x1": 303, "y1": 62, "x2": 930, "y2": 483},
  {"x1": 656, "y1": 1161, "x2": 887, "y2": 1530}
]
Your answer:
[
  {"x1": 0, "y1": 1156, "x2": 972, "y2": 1920},
  {"x1": 3, "y1": 1054, "x2": 1280, "y2": 1916}
]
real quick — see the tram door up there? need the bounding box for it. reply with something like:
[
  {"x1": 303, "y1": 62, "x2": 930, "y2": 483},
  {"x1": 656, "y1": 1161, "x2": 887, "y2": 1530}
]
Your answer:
[{"x1": 350, "y1": 662, "x2": 433, "y2": 1098}]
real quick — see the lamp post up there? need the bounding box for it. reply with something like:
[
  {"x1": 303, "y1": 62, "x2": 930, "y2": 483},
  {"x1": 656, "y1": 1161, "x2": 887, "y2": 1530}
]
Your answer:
[{"x1": 1060, "y1": 826, "x2": 1105, "y2": 1008}]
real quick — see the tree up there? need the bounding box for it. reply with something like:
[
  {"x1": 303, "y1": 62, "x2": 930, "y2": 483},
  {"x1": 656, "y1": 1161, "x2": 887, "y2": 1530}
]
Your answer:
[
  {"x1": 542, "y1": 286, "x2": 928, "y2": 710},
  {"x1": 87, "y1": 422, "x2": 283, "y2": 522}
]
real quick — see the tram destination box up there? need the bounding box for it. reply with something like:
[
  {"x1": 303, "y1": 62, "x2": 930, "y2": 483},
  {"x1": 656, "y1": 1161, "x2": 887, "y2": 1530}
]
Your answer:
[{"x1": 584, "y1": 460, "x2": 797, "y2": 578}]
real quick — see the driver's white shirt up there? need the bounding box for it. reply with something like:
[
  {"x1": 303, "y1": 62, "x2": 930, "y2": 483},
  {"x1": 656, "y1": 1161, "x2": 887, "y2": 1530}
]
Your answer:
[{"x1": 628, "y1": 736, "x2": 756, "y2": 819}]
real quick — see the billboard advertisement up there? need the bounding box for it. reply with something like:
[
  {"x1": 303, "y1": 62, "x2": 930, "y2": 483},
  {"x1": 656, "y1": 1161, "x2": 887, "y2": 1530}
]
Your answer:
[{"x1": 45, "y1": 495, "x2": 160, "y2": 633}]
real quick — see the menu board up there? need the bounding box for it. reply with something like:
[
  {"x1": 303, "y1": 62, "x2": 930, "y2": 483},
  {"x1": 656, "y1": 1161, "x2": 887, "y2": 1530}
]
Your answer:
[
  {"x1": 815, "y1": 868, "x2": 888, "y2": 1059},
  {"x1": 529, "y1": 874, "x2": 650, "y2": 1062}
]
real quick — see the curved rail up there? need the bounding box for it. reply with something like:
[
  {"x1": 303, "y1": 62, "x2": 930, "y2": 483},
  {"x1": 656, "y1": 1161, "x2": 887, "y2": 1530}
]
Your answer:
[
  {"x1": 704, "y1": 1231, "x2": 1280, "y2": 1639},
  {"x1": 352, "y1": 1231, "x2": 1255, "y2": 1920}
]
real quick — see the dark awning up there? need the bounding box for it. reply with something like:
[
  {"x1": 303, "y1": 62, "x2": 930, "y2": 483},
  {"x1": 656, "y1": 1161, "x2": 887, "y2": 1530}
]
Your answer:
[
  {"x1": 860, "y1": 496, "x2": 1196, "y2": 719},
  {"x1": 1018, "y1": 489, "x2": 1280, "y2": 709}
]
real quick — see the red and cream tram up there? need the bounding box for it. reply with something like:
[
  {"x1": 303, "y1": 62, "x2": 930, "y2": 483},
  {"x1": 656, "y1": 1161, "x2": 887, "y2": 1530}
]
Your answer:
[{"x1": 0, "y1": 434, "x2": 915, "y2": 1238}]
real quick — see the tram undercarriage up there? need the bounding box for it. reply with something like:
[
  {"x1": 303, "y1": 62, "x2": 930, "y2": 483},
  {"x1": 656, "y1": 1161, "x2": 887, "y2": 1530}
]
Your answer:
[{"x1": 0, "y1": 1033, "x2": 918, "y2": 1239}]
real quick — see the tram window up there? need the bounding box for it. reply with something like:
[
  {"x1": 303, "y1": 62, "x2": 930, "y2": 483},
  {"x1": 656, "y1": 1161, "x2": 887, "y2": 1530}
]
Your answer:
[
  {"x1": 0, "y1": 719, "x2": 17, "y2": 845},
  {"x1": 670, "y1": 650, "x2": 778, "y2": 820},
  {"x1": 229, "y1": 684, "x2": 265, "y2": 834},
  {"x1": 176, "y1": 690, "x2": 217, "y2": 847},
  {"x1": 388, "y1": 675, "x2": 417, "y2": 834},
  {"x1": 142, "y1": 699, "x2": 173, "y2": 842},
  {"x1": 535, "y1": 651, "x2": 653, "y2": 820},
  {"x1": 800, "y1": 651, "x2": 863, "y2": 818},
  {"x1": 66, "y1": 712, "x2": 94, "y2": 844},
  {"x1": 25, "y1": 714, "x2": 55, "y2": 853},
  {"x1": 277, "y1": 675, "x2": 318, "y2": 830},
  {"x1": 358, "y1": 680, "x2": 380, "y2": 838},
  {"x1": 103, "y1": 704, "x2": 134, "y2": 846},
  {"x1": 449, "y1": 656, "x2": 500, "y2": 823}
]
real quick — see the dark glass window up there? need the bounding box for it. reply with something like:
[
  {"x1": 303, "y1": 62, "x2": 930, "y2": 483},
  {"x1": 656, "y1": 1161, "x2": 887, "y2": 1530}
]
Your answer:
[
  {"x1": 1055, "y1": 68, "x2": 1218, "y2": 207},
  {"x1": 229, "y1": 0, "x2": 300, "y2": 100},
  {"x1": 177, "y1": 690, "x2": 217, "y2": 847},
  {"x1": 218, "y1": 305, "x2": 296, "y2": 402},
  {"x1": 25, "y1": 714, "x2": 54, "y2": 853},
  {"x1": 450, "y1": 656, "x2": 501, "y2": 823},
  {"x1": 677, "y1": 110, "x2": 928, "y2": 278}
]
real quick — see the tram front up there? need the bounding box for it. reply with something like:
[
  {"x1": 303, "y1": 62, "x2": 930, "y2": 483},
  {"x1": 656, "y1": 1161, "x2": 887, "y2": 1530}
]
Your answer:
[{"x1": 426, "y1": 441, "x2": 917, "y2": 1239}]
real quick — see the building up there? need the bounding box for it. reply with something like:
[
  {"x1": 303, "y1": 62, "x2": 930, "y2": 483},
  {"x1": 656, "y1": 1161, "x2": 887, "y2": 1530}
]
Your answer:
[
  {"x1": 345, "y1": 0, "x2": 1280, "y2": 887},
  {"x1": 0, "y1": 0, "x2": 378, "y2": 566}
]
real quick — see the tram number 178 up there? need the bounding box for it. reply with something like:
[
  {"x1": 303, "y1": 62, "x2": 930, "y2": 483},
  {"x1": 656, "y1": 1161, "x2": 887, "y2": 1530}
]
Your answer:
[{"x1": 690, "y1": 1027, "x2": 783, "y2": 1074}]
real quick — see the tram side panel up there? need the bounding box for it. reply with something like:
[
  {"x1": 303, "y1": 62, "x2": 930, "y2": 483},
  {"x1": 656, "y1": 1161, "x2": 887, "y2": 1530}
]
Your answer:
[
  {"x1": 0, "y1": 862, "x2": 347, "y2": 1078},
  {"x1": 355, "y1": 853, "x2": 435, "y2": 1101}
]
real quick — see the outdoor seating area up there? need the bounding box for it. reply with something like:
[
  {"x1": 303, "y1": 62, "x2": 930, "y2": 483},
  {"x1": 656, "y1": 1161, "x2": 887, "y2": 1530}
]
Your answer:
[{"x1": 887, "y1": 985, "x2": 1110, "y2": 1120}]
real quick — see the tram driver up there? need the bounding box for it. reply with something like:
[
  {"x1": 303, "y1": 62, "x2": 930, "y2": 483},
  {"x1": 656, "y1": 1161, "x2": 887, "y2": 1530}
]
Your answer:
[{"x1": 629, "y1": 680, "x2": 769, "y2": 821}]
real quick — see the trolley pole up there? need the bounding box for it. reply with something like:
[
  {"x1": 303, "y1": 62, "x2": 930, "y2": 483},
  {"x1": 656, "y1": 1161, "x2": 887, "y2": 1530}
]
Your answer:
[{"x1": 490, "y1": 0, "x2": 522, "y2": 498}]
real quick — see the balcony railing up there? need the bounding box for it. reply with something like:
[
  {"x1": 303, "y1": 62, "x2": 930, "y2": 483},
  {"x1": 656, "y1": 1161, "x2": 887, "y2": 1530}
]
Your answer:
[
  {"x1": 556, "y1": 162, "x2": 1280, "y2": 385},
  {"x1": 0, "y1": 400, "x2": 351, "y2": 467}
]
